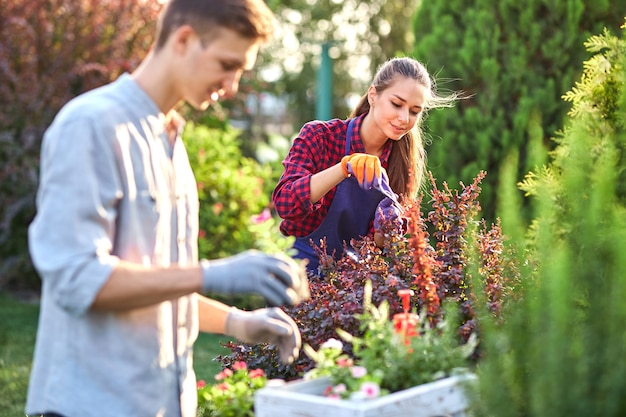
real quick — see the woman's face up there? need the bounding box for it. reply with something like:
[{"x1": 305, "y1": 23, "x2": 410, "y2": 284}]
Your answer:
[{"x1": 367, "y1": 76, "x2": 428, "y2": 141}]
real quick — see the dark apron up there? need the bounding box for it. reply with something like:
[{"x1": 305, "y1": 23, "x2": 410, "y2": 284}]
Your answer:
[{"x1": 293, "y1": 118, "x2": 384, "y2": 273}]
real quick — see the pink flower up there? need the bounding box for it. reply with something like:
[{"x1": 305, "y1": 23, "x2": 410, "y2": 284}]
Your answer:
[
  {"x1": 215, "y1": 368, "x2": 233, "y2": 381},
  {"x1": 350, "y1": 366, "x2": 367, "y2": 378},
  {"x1": 198, "y1": 229, "x2": 206, "y2": 239},
  {"x1": 333, "y1": 383, "x2": 347, "y2": 394},
  {"x1": 233, "y1": 361, "x2": 247, "y2": 371},
  {"x1": 249, "y1": 369, "x2": 265, "y2": 379},
  {"x1": 251, "y1": 208, "x2": 272, "y2": 224},
  {"x1": 216, "y1": 382, "x2": 231, "y2": 392},
  {"x1": 196, "y1": 379, "x2": 206, "y2": 389},
  {"x1": 360, "y1": 381, "x2": 381, "y2": 398},
  {"x1": 323, "y1": 385, "x2": 333, "y2": 396}
]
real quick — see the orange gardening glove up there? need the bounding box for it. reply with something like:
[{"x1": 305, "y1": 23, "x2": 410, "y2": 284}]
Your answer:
[{"x1": 341, "y1": 153, "x2": 382, "y2": 190}]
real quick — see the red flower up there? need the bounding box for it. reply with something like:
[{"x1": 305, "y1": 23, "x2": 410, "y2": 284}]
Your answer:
[
  {"x1": 215, "y1": 368, "x2": 233, "y2": 381},
  {"x1": 249, "y1": 368, "x2": 265, "y2": 379},
  {"x1": 233, "y1": 361, "x2": 247, "y2": 371},
  {"x1": 397, "y1": 289, "x2": 415, "y2": 313},
  {"x1": 196, "y1": 379, "x2": 206, "y2": 389},
  {"x1": 336, "y1": 357, "x2": 353, "y2": 368},
  {"x1": 216, "y1": 383, "x2": 230, "y2": 392},
  {"x1": 393, "y1": 312, "x2": 419, "y2": 346},
  {"x1": 212, "y1": 202, "x2": 224, "y2": 216}
]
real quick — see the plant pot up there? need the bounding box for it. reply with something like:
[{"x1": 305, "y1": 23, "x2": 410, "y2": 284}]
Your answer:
[{"x1": 254, "y1": 374, "x2": 476, "y2": 417}]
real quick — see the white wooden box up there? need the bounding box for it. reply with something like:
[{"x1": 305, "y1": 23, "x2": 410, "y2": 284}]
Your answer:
[{"x1": 254, "y1": 374, "x2": 476, "y2": 417}]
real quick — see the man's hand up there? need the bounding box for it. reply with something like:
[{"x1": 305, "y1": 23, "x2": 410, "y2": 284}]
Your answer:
[
  {"x1": 225, "y1": 307, "x2": 301, "y2": 364},
  {"x1": 341, "y1": 153, "x2": 383, "y2": 190},
  {"x1": 200, "y1": 250, "x2": 310, "y2": 306}
]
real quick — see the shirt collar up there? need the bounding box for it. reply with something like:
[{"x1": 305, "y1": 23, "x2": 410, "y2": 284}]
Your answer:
[{"x1": 350, "y1": 113, "x2": 393, "y2": 166}]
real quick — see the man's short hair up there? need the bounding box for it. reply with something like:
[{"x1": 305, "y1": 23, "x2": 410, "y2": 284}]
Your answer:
[{"x1": 154, "y1": 0, "x2": 275, "y2": 50}]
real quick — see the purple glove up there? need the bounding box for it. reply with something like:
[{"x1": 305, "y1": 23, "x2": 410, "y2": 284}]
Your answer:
[
  {"x1": 371, "y1": 169, "x2": 399, "y2": 205},
  {"x1": 374, "y1": 196, "x2": 402, "y2": 231}
]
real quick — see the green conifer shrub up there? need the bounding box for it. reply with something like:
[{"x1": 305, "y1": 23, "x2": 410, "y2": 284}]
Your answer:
[
  {"x1": 411, "y1": 0, "x2": 623, "y2": 223},
  {"x1": 473, "y1": 20, "x2": 626, "y2": 416}
]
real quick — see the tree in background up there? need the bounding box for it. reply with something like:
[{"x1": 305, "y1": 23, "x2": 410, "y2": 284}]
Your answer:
[
  {"x1": 257, "y1": 0, "x2": 420, "y2": 129},
  {"x1": 410, "y1": 0, "x2": 622, "y2": 223},
  {"x1": 0, "y1": 0, "x2": 161, "y2": 289}
]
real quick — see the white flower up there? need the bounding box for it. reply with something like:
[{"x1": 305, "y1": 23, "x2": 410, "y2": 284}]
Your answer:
[
  {"x1": 333, "y1": 383, "x2": 347, "y2": 394},
  {"x1": 321, "y1": 338, "x2": 343, "y2": 350}
]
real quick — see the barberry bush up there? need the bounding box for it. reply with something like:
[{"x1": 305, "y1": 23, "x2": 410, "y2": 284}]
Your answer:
[
  {"x1": 0, "y1": 0, "x2": 161, "y2": 289},
  {"x1": 218, "y1": 171, "x2": 520, "y2": 379}
]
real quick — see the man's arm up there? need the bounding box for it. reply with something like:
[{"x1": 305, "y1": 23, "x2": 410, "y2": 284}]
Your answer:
[
  {"x1": 91, "y1": 261, "x2": 203, "y2": 312},
  {"x1": 197, "y1": 294, "x2": 230, "y2": 333},
  {"x1": 196, "y1": 294, "x2": 302, "y2": 364}
]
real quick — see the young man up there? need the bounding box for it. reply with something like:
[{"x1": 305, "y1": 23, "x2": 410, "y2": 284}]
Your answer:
[{"x1": 25, "y1": 1, "x2": 308, "y2": 416}]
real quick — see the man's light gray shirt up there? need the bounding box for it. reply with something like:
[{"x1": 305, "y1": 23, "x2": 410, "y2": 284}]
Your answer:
[{"x1": 27, "y1": 74, "x2": 200, "y2": 417}]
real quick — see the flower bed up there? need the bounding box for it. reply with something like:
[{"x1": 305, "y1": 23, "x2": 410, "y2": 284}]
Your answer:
[{"x1": 254, "y1": 374, "x2": 476, "y2": 417}]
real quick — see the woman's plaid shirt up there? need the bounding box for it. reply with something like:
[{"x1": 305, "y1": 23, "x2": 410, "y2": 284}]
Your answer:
[{"x1": 272, "y1": 113, "x2": 392, "y2": 237}]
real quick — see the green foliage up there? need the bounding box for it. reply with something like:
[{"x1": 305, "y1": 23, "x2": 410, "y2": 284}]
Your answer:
[
  {"x1": 218, "y1": 171, "x2": 519, "y2": 380},
  {"x1": 197, "y1": 362, "x2": 267, "y2": 417},
  {"x1": 303, "y1": 281, "x2": 475, "y2": 399},
  {"x1": 259, "y1": 0, "x2": 420, "y2": 128},
  {"x1": 0, "y1": 294, "x2": 38, "y2": 417},
  {"x1": 0, "y1": 0, "x2": 161, "y2": 290},
  {"x1": 185, "y1": 122, "x2": 293, "y2": 260},
  {"x1": 412, "y1": 0, "x2": 624, "y2": 223},
  {"x1": 474, "y1": 20, "x2": 626, "y2": 417}
]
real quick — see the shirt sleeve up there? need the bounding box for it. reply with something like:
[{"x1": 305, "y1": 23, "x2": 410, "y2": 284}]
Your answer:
[
  {"x1": 29, "y1": 112, "x2": 121, "y2": 316},
  {"x1": 272, "y1": 122, "x2": 334, "y2": 220}
]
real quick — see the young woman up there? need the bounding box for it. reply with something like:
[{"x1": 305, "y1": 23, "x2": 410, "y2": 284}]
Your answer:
[{"x1": 272, "y1": 56, "x2": 456, "y2": 273}]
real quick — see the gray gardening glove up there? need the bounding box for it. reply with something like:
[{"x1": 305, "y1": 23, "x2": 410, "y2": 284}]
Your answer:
[
  {"x1": 225, "y1": 307, "x2": 301, "y2": 364},
  {"x1": 200, "y1": 250, "x2": 310, "y2": 306}
]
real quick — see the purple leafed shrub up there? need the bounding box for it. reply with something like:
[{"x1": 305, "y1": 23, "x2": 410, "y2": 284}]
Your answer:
[{"x1": 217, "y1": 171, "x2": 518, "y2": 379}]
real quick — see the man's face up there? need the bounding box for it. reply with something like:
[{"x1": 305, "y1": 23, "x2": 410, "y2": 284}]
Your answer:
[{"x1": 178, "y1": 28, "x2": 259, "y2": 110}]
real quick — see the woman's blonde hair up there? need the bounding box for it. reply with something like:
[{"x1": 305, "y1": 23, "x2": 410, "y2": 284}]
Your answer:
[{"x1": 350, "y1": 57, "x2": 457, "y2": 199}]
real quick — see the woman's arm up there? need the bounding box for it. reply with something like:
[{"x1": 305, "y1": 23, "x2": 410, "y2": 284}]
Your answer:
[{"x1": 308, "y1": 163, "x2": 345, "y2": 203}]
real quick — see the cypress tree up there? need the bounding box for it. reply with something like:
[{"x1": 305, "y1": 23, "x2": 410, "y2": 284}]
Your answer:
[
  {"x1": 473, "y1": 21, "x2": 626, "y2": 416},
  {"x1": 411, "y1": 0, "x2": 624, "y2": 222}
]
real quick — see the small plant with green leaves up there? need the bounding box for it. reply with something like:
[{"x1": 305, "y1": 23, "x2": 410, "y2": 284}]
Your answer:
[
  {"x1": 303, "y1": 281, "x2": 476, "y2": 400},
  {"x1": 197, "y1": 361, "x2": 267, "y2": 417},
  {"x1": 474, "y1": 20, "x2": 626, "y2": 417},
  {"x1": 218, "y1": 170, "x2": 518, "y2": 379}
]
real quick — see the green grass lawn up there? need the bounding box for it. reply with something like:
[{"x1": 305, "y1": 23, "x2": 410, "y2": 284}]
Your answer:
[{"x1": 0, "y1": 293, "x2": 231, "y2": 417}]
